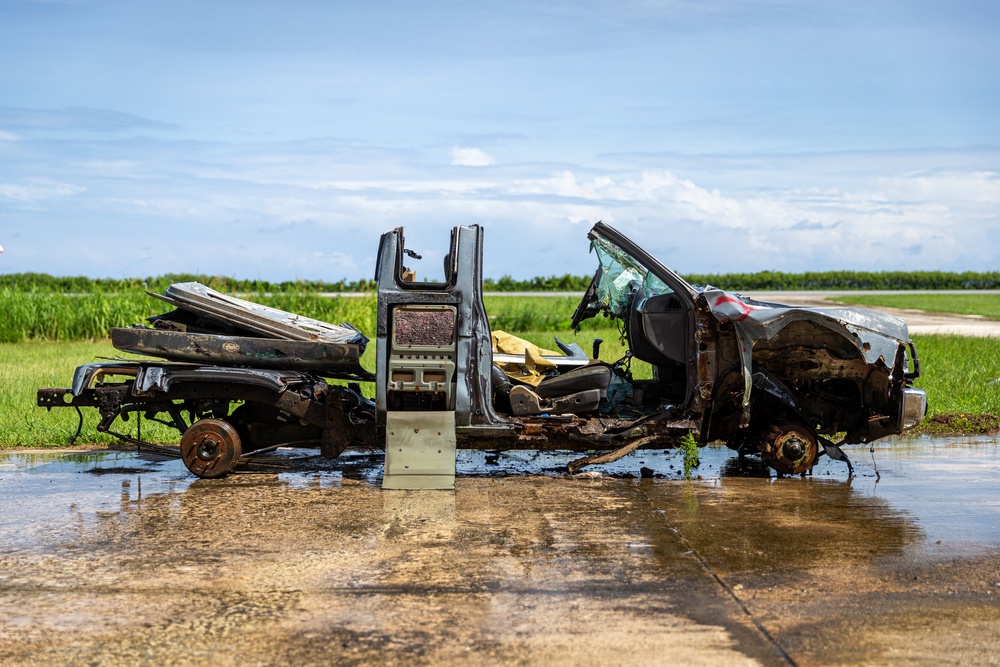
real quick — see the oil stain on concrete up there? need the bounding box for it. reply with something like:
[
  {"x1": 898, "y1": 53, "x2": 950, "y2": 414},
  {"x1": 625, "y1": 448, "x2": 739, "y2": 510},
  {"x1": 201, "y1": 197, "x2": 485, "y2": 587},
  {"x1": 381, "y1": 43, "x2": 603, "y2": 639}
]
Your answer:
[{"x1": 1, "y1": 438, "x2": 999, "y2": 666}]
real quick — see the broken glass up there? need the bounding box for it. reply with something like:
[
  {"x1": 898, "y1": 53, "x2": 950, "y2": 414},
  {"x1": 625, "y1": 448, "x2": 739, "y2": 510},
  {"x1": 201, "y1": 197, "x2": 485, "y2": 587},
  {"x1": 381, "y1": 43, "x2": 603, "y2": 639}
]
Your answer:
[{"x1": 592, "y1": 237, "x2": 671, "y2": 318}]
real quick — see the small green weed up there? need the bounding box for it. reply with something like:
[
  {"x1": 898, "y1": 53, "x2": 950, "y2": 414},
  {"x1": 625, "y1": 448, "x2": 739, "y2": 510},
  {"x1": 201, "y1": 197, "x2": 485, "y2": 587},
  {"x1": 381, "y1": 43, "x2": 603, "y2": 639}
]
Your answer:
[{"x1": 679, "y1": 432, "x2": 699, "y2": 479}]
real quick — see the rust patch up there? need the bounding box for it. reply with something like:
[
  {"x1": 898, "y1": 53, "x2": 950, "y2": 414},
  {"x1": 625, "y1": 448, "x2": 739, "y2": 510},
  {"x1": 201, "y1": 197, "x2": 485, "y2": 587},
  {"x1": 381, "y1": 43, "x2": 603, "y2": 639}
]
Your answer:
[{"x1": 393, "y1": 307, "x2": 455, "y2": 347}]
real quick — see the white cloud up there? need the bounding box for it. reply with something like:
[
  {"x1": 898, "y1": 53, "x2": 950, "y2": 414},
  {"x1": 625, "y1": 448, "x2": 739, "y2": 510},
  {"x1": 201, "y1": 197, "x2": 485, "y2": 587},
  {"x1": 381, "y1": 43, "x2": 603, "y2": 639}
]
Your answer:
[
  {"x1": 880, "y1": 170, "x2": 1000, "y2": 207},
  {"x1": 450, "y1": 147, "x2": 496, "y2": 167},
  {"x1": 311, "y1": 249, "x2": 359, "y2": 270},
  {"x1": 315, "y1": 178, "x2": 494, "y2": 194},
  {"x1": 263, "y1": 167, "x2": 989, "y2": 260},
  {"x1": 276, "y1": 165, "x2": 997, "y2": 273},
  {"x1": 0, "y1": 178, "x2": 85, "y2": 203},
  {"x1": 71, "y1": 160, "x2": 142, "y2": 178},
  {"x1": 3, "y1": 128, "x2": 996, "y2": 279}
]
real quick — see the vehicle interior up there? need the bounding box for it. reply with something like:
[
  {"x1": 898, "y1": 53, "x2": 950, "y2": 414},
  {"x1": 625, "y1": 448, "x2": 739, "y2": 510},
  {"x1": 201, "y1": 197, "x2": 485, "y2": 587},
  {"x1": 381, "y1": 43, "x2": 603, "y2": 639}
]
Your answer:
[{"x1": 385, "y1": 224, "x2": 696, "y2": 422}]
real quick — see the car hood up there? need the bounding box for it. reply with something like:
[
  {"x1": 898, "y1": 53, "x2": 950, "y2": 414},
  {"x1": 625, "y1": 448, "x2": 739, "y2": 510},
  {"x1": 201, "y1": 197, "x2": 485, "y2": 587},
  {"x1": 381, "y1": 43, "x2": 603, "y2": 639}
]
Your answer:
[{"x1": 700, "y1": 287, "x2": 911, "y2": 366}]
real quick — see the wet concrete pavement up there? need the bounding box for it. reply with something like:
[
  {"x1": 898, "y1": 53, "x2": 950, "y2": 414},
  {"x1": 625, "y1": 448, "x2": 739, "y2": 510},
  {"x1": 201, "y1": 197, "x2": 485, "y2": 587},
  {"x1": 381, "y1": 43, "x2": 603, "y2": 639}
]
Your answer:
[{"x1": 2, "y1": 439, "x2": 999, "y2": 666}]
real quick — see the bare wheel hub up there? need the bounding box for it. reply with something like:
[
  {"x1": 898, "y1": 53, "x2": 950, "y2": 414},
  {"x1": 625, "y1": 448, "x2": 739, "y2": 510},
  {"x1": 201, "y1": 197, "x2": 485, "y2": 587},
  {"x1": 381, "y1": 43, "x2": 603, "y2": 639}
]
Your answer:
[
  {"x1": 181, "y1": 418, "x2": 242, "y2": 479},
  {"x1": 761, "y1": 423, "x2": 818, "y2": 475},
  {"x1": 781, "y1": 437, "x2": 805, "y2": 461},
  {"x1": 197, "y1": 439, "x2": 219, "y2": 461}
]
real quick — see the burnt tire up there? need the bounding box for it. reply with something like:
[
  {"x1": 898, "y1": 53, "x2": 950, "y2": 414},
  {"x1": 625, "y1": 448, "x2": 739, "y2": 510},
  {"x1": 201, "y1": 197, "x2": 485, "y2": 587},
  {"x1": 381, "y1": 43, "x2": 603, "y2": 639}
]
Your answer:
[{"x1": 180, "y1": 418, "x2": 243, "y2": 479}]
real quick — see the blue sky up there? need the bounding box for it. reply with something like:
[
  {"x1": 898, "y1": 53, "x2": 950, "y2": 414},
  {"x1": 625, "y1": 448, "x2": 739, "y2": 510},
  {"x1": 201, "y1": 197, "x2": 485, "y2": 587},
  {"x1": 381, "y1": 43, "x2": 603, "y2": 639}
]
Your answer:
[{"x1": 1, "y1": 0, "x2": 998, "y2": 282}]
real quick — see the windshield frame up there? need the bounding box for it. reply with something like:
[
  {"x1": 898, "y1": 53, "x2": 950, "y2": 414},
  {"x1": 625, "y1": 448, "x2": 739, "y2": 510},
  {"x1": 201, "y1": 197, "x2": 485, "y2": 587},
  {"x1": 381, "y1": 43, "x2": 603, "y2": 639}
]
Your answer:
[{"x1": 587, "y1": 222, "x2": 698, "y2": 311}]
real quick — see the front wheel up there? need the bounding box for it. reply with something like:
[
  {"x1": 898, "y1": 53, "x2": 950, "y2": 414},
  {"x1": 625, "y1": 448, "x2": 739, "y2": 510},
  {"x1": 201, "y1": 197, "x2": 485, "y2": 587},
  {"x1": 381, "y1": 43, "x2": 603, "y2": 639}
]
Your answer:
[{"x1": 760, "y1": 423, "x2": 818, "y2": 475}]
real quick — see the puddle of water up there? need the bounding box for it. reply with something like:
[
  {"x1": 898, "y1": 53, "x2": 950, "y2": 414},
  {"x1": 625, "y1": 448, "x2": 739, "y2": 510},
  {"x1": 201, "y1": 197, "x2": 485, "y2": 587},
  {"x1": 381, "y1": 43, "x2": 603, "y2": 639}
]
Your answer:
[
  {"x1": 0, "y1": 451, "x2": 194, "y2": 554},
  {"x1": 849, "y1": 436, "x2": 1000, "y2": 556},
  {"x1": 277, "y1": 471, "x2": 343, "y2": 490},
  {"x1": 1, "y1": 436, "x2": 998, "y2": 559}
]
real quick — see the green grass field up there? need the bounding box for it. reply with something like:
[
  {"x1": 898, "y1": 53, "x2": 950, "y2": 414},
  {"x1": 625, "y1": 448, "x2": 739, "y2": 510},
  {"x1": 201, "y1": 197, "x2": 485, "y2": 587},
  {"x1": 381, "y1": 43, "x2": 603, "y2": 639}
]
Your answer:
[
  {"x1": 0, "y1": 291, "x2": 617, "y2": 343},
  {"x1": 0, "y1": 289, "x2": 378, "y2": 343},
  {"x1": 6, "y1": 290, "x2": 1000, "y2": 343},
  {"x1": 3, "y1": 288, "x2": 997, "y2": 447},
  {"x1": 831, "y1": 293, "x2": 1000, "y2": 320},
  {"x1": 1, "y1": 329, "x2": 994, "y2": 449},
  {"x1": 908, "y1": 335, "x2": 1000, "y2": 415},
  {"x1": 0, "y1": 340, "x2": 180, "y2": 448}
]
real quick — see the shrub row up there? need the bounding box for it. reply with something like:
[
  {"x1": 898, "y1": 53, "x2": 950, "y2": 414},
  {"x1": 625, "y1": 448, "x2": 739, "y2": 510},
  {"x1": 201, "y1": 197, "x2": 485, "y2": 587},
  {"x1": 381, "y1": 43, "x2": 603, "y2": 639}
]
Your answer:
[
  {"x1": 682, "y1": 270, "x2": 1000, "y2": 291},
  {"x1": 6, "y1": 269, "x2": 1000, "y2": 295},
  {"x1": 485, "y1": 270, "x2": 1000, "y2": 291},
  {"x1": 0, "y1": 272, "x2": 379, "y2": 294}
]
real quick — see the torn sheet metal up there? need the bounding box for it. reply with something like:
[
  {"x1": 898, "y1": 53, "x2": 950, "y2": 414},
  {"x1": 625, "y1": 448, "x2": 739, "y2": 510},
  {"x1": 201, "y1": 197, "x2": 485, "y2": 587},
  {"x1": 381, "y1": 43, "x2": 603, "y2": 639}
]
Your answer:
[
  {"x1": 702, "y1": 287, "x2": 912, "y2": 423},
  {"x1": 152, "y1": 282, "x2": 367, "y2": 346},
  {"x1": 702, "y1": 287, "x2": 909, "y2": 363},
  {"x1": 110, "y1": 327, "x2": 371, "y2": 379}
]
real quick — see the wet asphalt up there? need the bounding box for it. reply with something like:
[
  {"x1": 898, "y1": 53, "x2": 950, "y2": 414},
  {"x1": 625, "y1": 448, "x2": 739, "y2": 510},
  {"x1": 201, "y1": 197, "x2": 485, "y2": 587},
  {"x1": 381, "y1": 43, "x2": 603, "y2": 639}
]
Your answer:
[{"x1": 1, "y1": 438, "x2": 999, "y2": 666}]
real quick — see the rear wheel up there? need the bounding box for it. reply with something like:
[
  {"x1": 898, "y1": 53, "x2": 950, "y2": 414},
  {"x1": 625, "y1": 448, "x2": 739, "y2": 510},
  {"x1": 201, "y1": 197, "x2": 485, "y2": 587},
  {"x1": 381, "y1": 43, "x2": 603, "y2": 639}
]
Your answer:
[{"x1": 181, "y1": 418, "x2": 243, "y2": 478}]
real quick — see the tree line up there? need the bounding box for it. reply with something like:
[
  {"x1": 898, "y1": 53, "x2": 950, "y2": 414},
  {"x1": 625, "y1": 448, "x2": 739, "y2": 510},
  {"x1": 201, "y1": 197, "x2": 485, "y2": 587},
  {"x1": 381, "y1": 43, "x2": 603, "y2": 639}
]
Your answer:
[{"x1": 3, "y1": 269, "x2": 1000, "y2": 294}]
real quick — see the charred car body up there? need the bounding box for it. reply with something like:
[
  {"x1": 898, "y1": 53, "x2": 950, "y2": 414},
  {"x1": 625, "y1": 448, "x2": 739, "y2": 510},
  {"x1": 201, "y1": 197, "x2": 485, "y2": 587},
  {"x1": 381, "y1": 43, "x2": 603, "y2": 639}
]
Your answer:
[{"x1": 38, "y1": 223, "x2": 927, "y2": 487}]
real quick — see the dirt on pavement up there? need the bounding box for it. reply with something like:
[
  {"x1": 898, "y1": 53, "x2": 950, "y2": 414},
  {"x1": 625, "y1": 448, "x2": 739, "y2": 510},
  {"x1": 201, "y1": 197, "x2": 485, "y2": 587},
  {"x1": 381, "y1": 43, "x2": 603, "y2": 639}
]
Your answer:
[{"x1": 2, "y1": 442, "x2": 1000, "y2": 666}]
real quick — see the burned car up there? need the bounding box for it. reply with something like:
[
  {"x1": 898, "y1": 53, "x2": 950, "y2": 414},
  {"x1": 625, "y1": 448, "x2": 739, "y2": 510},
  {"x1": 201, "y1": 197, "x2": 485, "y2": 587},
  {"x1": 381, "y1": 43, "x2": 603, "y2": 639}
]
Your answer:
[{"x1": 38, "y1": 222, "x2": 927, "y2": 487}]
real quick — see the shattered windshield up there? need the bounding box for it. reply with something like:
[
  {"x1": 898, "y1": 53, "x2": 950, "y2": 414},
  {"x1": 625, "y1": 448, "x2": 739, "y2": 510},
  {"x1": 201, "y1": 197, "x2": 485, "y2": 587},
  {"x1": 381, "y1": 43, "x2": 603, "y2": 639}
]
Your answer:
[{"x1": 592, "y1": 237, "x2": 671, "y2": 318}]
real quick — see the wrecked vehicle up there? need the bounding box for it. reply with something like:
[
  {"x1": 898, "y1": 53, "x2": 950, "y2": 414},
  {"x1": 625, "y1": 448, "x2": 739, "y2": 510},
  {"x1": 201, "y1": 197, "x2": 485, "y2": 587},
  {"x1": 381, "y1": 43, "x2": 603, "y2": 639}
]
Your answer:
[{"x1": 38, "y1": 222, "x2": 927, "y2": 488}]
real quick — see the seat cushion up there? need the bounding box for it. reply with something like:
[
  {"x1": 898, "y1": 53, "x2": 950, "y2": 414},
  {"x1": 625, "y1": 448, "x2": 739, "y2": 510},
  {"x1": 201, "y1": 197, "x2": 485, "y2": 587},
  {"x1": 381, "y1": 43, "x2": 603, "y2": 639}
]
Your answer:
[{"x1": 533, "y1": 363, "x2": 612, "y2": 399}]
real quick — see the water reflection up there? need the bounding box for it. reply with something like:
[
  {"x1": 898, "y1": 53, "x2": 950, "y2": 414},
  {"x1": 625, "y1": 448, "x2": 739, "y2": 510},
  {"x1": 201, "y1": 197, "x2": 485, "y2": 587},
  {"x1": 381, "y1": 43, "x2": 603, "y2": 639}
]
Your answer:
[
  {"x1": 1, "y1": 436, "x2": 998, "y2": 562},
  {"x1": 0, "y1": 450, "x2": 191, "y2": 555},
  {"x1": 718, "y1": 456, "x2": 772, "y2": 478},
  {"x1": 645, "y1": 476, "x2": 925, "y2": 574},
  {"x1": 848, "y1": 436, "x2": 1000, "y2": 555}
]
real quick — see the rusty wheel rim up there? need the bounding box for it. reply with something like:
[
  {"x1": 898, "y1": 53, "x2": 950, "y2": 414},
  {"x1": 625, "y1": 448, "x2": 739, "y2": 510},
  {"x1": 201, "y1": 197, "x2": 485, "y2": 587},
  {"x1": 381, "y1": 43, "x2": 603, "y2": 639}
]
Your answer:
[
  {"x1": 761, "y1": 423, "x2": 818, "y2": 475},
  {"x1": 180, "y1": 418, "x2": 242, "y2": 479}
]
